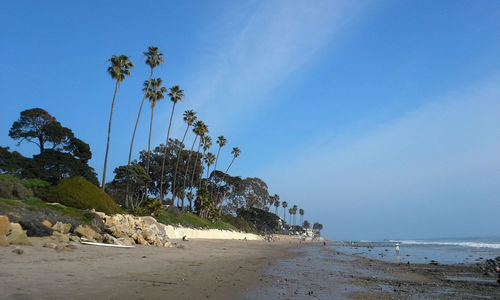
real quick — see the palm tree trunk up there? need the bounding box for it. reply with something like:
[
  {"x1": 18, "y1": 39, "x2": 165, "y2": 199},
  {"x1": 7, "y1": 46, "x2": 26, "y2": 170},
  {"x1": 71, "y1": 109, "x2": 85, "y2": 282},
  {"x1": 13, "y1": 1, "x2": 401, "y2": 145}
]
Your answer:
[
  {"x1": 283, "y1": 208, "x2": 285, "y2": 222},
  {"x1": 102, "y1": 80, "x2": 120, "y2": 191},
  {"x1": 172, "y1": 124, "x2": 190, "y2": 206},
  {"x1": 125, "y1": 69, "x2": 152, "y2": 207},
  {"x1": 146, "y1": 107, "x2": 154, "y2": 174},
  {"x1": 160, "y1": 103, "x2": 177, "y2": 203},
  {"x1": 199, "y1": 148, "x2": 207, "y2": 188},
  {"x1": 214, "y1": 146, "x2": 222, "y2": 172},
  {"x1": 182, "y1": 135, "x2": 198, "y2": 207},
  {"x1": 190, "y1": 140, "x2": 203, "y2": 190}
]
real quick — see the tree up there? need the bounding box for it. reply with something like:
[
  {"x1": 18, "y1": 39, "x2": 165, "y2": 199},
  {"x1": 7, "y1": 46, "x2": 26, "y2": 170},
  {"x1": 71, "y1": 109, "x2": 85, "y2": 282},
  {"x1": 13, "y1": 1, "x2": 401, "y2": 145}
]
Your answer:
[
  {"x1": 225, "y1": 147, "x2": 241, "y2": 174},
  {"x1": 127, "y1": 46, "x2": 164, "y2": 167},
  {"x1": 313, "y1": 222, "x2": 323, "y2": 233},
  {"x1": 204, "y1": 152, "x2": 216, "y2": 179},
  {"x1": 292, "y1": 205, "x2": 298, "y2": 225},
  {"x1": 144, "y1": 78, "x2": 167, "y2": 175},
  {"x1": 172, "y1": 110, "x2": 197, "y2": 204},
  {"x1": 299, "y1": 208, "x2": 304, "y2": 225},
  {"x1": 64, "y1": 137, "x2": 92, "y2": 163},
  {"x1": 9, "y1": 108, "x2": 73, "y2": 153},
  {"x1": 272, "y1": 194, "x2": 280, "y2": 214},
  {"x1": 303, "y1": 220, "x2": 310, "y2": 229},
  {"x1": 102, "y1": 54, "x2": 133, "y2": 190},
  {"x1": 107, "y1": 163, "x2": 151, "y2": 208},
  {"x1": 213, "y1": 136, "x2": 227, "y2": 173},
  {"x1": 189, "y1": 122, "x2": 208, "y2": 191},
  {"x1": 288, "y1": 208, "x2": 293, "y2": 225},
  {"x1": 282, "y1": 201, "x2": 288, "y2": 223},
  {"x1": 199, "y1": 136, "x2": 212, "y2": 187},
  {"x1": 34, "y1": 150, "x2": 98, "y2": 185},
  {"x1": 181, "y1": 121, "x2": 205, "y2": 205},
  {"x1": 160, "y1": 85, "x2": 184, "y2": 202}
]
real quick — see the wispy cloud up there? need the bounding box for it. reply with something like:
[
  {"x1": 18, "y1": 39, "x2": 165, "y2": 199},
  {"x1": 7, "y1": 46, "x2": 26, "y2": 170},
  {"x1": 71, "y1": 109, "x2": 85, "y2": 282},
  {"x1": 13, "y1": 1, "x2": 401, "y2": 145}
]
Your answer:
[
  {"x1": 158, "y1": 0, "x2": 369, "y2": 140},
  {"x1": 259, "y1": 76, "x2": 500, "y2": 240}
]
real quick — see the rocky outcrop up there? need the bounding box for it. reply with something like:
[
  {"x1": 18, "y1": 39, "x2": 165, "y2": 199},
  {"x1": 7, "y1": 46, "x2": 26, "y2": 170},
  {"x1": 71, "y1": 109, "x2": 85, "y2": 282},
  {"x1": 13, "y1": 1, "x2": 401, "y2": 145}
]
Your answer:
[{"x1": 74, "y1": 225, "x2": 103, "y2": 242}]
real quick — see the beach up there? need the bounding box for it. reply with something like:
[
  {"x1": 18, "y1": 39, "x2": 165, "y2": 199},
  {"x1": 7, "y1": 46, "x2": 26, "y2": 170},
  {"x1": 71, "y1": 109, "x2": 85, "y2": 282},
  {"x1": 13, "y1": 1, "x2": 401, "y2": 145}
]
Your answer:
[{"x1": 0, "y1": 238, "x2": 303, "y2": 300}]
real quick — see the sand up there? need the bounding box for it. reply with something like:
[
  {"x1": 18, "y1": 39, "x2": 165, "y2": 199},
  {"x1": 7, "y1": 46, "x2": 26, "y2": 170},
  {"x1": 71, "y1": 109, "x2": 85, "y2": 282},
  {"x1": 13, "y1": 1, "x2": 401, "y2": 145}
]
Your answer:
[{"x1": 0, "y1": 239, "x2": 302, "y2": 300}]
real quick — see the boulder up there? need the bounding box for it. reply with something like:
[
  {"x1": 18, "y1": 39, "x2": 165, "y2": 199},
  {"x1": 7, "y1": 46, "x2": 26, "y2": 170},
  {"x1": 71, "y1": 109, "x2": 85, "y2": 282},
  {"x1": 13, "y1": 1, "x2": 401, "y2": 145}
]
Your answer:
[
  {"x1": 136, "y1": 234, "x2": 149, "y2": 246},
  {"x1": 116, "y1": 236, "x2": 135, "y2": 246},
  {"x1": 12, "y1": 247, "x2": 24, "y2": 255},
  {"x1": 52, "y1": 222, "x2": 72, "y2": 234},
  {"x1": 42, "y1": 220, "x2": 53, "y2": 228},
  {"x1": 103, "y1": 233, "x2": 118, "y2": 245},
  {"x1": 74, "y1": 225, "x2": 103, "y2": 242},
  {"x1": 50, "y1": 231, "x2": 70, "y2": 243},
  {"x1": 9, "y1": 223, "x2": 23, "y2": 234},
  {"x1": 69, "y1": 235, "x2": 81, "y2": 243},
  {"x1": 0, "y1": 234, "x2": 8, "y2": 247},
  {"x1": 7, "y1": 231, "x2": 32, "y2": 245},
  {"x1": 19, "y1": 220, "x2": 53, "y2": 237},
  {"x1": 0, "y1": 215, "x2": 9, "y2": 235}
]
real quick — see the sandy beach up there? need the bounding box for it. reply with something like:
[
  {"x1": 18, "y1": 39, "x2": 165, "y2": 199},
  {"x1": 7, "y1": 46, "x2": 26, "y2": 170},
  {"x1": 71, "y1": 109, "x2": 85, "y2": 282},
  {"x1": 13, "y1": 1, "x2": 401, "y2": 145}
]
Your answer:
[{"x1": 0, "y1": 239, "x2": 303, "y2": 300}]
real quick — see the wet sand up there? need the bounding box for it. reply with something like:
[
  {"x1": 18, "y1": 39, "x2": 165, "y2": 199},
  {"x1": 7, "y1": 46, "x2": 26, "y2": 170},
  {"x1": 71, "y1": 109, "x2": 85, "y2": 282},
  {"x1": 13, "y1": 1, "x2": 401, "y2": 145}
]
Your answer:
[
  {"x1": 0, "y1": 239, "x2": 303, "y2": 300},
  {"x1": 250, "y1": 245, "x2": 500, "y2": 299}
]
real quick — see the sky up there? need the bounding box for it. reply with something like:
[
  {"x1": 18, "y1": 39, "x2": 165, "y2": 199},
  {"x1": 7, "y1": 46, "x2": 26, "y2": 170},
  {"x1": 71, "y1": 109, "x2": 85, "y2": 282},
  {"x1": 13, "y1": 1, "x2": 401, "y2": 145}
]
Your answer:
[{"x1": 1, "y1": 0, "x2": 499, "y2": 240}]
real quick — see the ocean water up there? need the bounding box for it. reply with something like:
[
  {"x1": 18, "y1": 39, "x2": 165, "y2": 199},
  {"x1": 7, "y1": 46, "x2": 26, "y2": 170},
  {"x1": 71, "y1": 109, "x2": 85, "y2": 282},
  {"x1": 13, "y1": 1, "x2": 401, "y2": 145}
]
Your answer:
[{"x1": 328, "y1": 236, "x2": 500, "y2": 265}]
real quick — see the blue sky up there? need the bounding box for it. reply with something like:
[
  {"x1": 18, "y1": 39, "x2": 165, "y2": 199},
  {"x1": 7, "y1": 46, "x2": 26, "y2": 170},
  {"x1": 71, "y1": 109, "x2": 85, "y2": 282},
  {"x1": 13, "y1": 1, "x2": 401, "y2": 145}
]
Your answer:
[{"x1": 1, "y1": 0, "x2": 499, "y2": 240}]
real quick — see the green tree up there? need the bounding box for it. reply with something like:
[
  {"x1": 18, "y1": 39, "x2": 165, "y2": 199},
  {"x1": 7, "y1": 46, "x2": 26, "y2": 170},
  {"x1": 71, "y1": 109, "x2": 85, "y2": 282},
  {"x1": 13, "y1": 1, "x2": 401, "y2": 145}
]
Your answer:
[
  {"x1": 182, "y1": 121, "x2": 206, "y2": 205},
  {"x1": 292, "y1": 205, "x2": 298, "y2": 225},
  {"x1": 303, "y1": 220, "x2": 310, "y2": 229},
  {"x1": 272, "y1": 194, "x2": 280, "y2": 214},
  {"x1": 204, "y1": 152, "x2": 216, "y2": 179},
  {"x1": 282, "y1": 201, "x2": 288, "y2": 223},
  {"x1": 172, "y1": 110, "x2": 197, "y2": 204},
  {"x1": 144, "y1": 78, "x2": 167, "y2": 174},
  {"x1": 189, "y1": 122, "x2": 208, "y2": 191},
  {"x1": 199, "y1": 136, "x2": 212, "y2": 187},
  {"x1": 127, "y1": 46, "x2": 164, "y2": 166},
  {"x1": 288, "y1": 208, "x2": 293, "y2": 225},
  {"x1": 107, "y1": 163, "x2": 151, "y2": 208},
  {"x1": 213, "y1": 136, "x2": 227, "y2": 172},
  {"x1": 102, "y1": 55, "x2": 133, "y2": 190},
  {"x1": 225, "y1": 147, "x2": 241, "y2": 174},
  {"x1": 9, "y1": 108, "x2": 73, "y2": 153},
  {"x1": 160, "y1": 85, "x2": 185, "y2": 202},
  {"x1": 299, "y1": 208, "x2": 304, "y2": 225}
]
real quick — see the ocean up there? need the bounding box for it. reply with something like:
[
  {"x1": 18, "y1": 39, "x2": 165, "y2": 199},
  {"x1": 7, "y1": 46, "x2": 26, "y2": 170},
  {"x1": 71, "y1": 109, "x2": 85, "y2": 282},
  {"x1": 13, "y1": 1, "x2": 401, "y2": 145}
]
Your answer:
[{"x1": 328, "y1": 236, "x2": 500, "y2": 265}]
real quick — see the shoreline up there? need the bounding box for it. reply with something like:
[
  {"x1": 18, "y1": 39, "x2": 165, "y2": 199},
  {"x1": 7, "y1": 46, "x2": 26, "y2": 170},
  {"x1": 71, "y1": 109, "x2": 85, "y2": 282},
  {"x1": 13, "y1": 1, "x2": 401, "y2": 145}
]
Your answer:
[
  {"x1": 0, "y1": 238, "x2": 308, "y2": 300},
  {"x1": 251, "y1": 245, "x2": 500, "y2": 299}
]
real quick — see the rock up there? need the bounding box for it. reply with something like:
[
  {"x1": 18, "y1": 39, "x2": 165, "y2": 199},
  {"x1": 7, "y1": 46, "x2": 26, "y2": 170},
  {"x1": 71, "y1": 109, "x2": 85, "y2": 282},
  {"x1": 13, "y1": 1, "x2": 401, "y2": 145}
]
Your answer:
[
  {"x1": 52, "y1": 222, "x2": 72, "y2": 234},
  {"x1": 164, "y1": 241, "x2": 173, "y2": 248},
  {"x1": 74, "y1": 225, "x2": 102, "y2": 242},
  {"x1": 7, "y1": 231, "x2": 32, "y2": 245},
  {"x1": 103, "y1": 233, "x2": 118, "y2": 244},
  {"x1": 42, "y1": 220, "x2": 53, "y2": 228},
  {"x1": 116, "y1": 236, "x2": 135, "y2": 246},
  {"x1": 136, "y1": 234, "x2": 149, "y2": 246},
  {"x1": 9, "y1": 223, "x2": 23, "y2": 234},
  {"x1": 0, "y1": 215, "x2": 9, "y2": 235},
  {"x1": 50, "y1": 231, "x2": 70, "y2": 243},
  {"x1": 12, "y1": 247, "x2": 24, "y2": 255},
  {"x1": 0, "y1": 234, "x2": 8, "y2": 247},
  {"x1": 69, "y1": 235, "x2": 81, "y2": 243},
  {"x1": 27, "y1": 236, "x2": 53, "y2": 247},
  {"x1": 19, "y1": 220, "x2": 53, "y2": 237},
  {"x1": 43, "y1": 242, "x2": 58, "y2": 249}
]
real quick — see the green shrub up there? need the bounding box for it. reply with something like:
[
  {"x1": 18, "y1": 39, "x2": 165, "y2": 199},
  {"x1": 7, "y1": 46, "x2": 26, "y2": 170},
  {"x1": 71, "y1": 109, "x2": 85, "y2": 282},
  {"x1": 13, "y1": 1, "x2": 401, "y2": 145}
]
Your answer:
[
  {"x1": 0, "y1": 174, "x2": 33, "y2": 199},
  {"x1": 47, "y1": 177, "x2": 120, "y2": 214},
  {"x1": 221, "y1": 215, "x2": 259, "y2": 233},
  {"x1": 22, "y1": 178, "x2": 51, "y2": 200}
]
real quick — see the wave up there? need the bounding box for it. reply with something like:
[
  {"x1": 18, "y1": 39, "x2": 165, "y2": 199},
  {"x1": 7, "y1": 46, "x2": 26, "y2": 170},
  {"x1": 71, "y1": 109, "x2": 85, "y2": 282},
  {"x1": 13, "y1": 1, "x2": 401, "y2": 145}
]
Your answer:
[{"x1": 391, "y1": 240, "x2": 500, "y2": 249}]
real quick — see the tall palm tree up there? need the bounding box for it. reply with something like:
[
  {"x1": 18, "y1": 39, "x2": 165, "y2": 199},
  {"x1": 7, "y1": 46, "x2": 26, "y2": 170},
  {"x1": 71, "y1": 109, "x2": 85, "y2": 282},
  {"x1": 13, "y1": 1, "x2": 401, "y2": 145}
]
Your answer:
[
  {"x1": 299, "y1": 208, "x2": 304, "y2": 226},
  {"x1": 272, "y1": 194, "x2": 280, "y2": 214},
  {"x1": 282, "y1": 201, "x2": 288, "y2": 223},
  {"x1": 225, "y1": 147, "x2": 241, "y2": 174},
  {"x1": 213, "y1": 136, "x2": 227, "y2": 172},
  {"x1": 292, "y1": 205, "x2": 298, "y2": 225},
  {"x1": 159, "y1": 85, "x2": 184, "y2": 202},
  {"x1": 190, "y1": 130, "x2": 208, "y2": 190},
  {"x1": 288, "y1": 208, "x2": 293, "y2": 225},
  {"x1": 102, "y1": 55, "x2": 133, "y2": 190},
  {"x1": 199, "y1": 136, "x2": 212, "y2": 187},
  {"x1": 127, "y1": 47, "x2": 164, "y2": 166},
  {"x1": 172, "y1": 110, "x2": 196, "y2": 205},
  {"x1": 182, "y1": 121, "x2": 205, "y2": 200},
  {"x1": 204, "y1": 152, "x2": 216, "y2": 179},
  {"x1": 144, "y1": 78, "x2": 167, "y2": 174}
]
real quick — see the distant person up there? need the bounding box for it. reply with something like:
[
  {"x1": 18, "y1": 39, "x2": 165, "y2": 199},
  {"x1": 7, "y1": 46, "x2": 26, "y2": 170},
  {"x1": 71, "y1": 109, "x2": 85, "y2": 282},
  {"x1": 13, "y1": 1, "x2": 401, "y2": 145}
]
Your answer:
[
  {"x1": 323, "y1": 241, "x2": 326, "y2": 246},
  {"x1": 496, "y1": 266, "x2": 500, "y2": 284},
  {"x1": 395, "y1": 242, "x2": 400, "y2": 252}
]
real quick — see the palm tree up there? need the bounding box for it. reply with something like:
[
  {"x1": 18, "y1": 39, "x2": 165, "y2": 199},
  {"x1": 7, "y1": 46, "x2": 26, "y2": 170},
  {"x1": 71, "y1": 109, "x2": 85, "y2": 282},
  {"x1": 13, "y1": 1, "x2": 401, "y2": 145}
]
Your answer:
[
  {"x1": 272, "y1": 194, "x2": 280, "y2": 214},
  {"x1": 199, "y1": 136, "x2": 212, "y2": 187},
  {"x1": 288, "y1": 208, "x2": 293, "y2": 225},
  {"x1": 204, "y1": 152, "x2": 216, "y2": 179},
  {"x1": 182, "y1": 121, "x2": 205, "y2": 198},
  {"x1": 172, "y1": 110, "x2": 197, "y2": 205},
  {"x1": 299, "y1": 208, "x2": 304, "y2": 226},
  {"x1": 127, "y1": 47, "x2": 164, "y2": 166},
  {"x1": 160, "y1": 85, "x2": 184, "y2": 202},
  {"x1": 282, "y1": 201, "x2": 288, "y2": 223},
  {"x1": 144, "y1": 78, "x2": 167, "y2": 174},
  {"x1": 225, "y1": 147, "x2": 241, "y2": 174},
  {"x1": 292, "y1": 205, "x2": 298, "y2": 225},
  {"x1": 102, "y1": 55, "x2": 133, "y2": 190},
  {"x1": 213, "y1": 136, "x2": 227, "y2": 172}
]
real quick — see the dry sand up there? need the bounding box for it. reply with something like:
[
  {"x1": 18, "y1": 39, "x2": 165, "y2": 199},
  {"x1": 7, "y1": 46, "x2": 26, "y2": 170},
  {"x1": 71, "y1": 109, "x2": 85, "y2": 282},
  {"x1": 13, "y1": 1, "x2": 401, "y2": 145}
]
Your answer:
[{"x1": 0, "y1": 239, "x2": 304, "y2": 300}]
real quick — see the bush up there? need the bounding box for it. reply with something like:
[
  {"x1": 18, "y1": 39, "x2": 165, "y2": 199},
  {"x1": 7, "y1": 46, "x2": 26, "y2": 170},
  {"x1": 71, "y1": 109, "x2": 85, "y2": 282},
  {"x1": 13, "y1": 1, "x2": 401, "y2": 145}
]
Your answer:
[
  {"x1": 221, "y1": 214, "x2": 259, "y2": 233},
  {"x1": 47, "y1": 177, "x2": 120, "y2": 214},
  {"x1": 236, "y1": 207, "x2": 281, "y2": 234},
  {"x1": 22, "y1": 178, "x2": 51, "y2": 200},
  {"x1": 0, "y1": 174, "x2": 33, "y2": 199}
]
